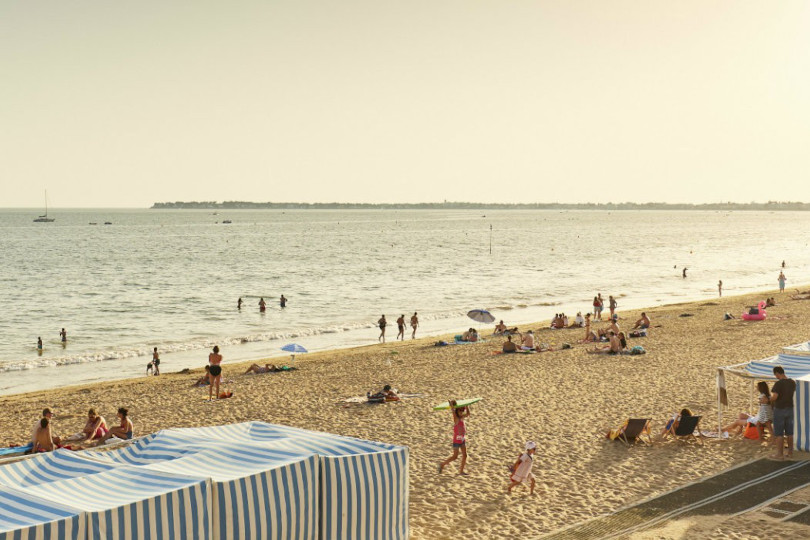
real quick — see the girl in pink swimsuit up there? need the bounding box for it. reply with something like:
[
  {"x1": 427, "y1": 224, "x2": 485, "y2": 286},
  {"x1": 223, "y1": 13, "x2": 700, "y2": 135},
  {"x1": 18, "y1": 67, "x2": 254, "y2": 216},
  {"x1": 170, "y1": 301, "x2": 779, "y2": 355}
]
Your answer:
[{"x1": 438, "y1": 401, "x2": 471, "y2": 475}]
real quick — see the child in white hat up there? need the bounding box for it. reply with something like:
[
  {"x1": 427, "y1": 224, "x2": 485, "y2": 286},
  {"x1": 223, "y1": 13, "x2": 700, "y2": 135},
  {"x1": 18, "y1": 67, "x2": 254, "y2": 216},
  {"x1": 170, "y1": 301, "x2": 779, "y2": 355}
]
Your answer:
[{"x1": 508, "y1": 441, "x2": 537, "y2": 494}]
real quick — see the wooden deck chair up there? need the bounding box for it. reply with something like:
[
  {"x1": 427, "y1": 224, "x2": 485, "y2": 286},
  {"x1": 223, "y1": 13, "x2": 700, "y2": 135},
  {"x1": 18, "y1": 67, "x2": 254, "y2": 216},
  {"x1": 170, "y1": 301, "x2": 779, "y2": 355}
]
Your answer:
[
  {"x1": 673, "y1": 415, "x2": 702, "y2": 444},
  {"x1": 617, "y1": 418, "x2": 652, "y2": 446}
]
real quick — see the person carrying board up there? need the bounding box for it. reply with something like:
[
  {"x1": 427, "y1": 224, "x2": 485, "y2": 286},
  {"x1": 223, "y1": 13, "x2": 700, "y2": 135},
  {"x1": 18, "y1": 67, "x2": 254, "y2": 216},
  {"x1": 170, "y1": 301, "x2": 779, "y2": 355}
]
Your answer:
[{"x1": 438, "y1": 400, "x2": 471, "y2": 475}]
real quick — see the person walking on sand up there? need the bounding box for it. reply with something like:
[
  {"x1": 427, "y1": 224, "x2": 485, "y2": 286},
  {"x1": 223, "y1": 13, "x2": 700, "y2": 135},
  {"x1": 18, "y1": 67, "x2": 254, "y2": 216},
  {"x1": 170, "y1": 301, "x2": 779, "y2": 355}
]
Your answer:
[
  {"x1": 396, "y1": 314, "x2": 406, "y2": 341},
  {"x1": 378, "y1": 315, "x2": 387, "y2": 343},
  {"x1": 280, "y1": 294, "x2": 287, "y2": 309},
  {"x1": 208, "y1": 345, "x2": 223, "y2": 401},
  {"x1": 237, "y1": 297, "x2": 243, "y2": 310},
  {"x1": 410, "y1": 312, "x2": 419, "y2": 339},
  {"x1": 508, "y1": 441, "x2": 537, "y2": 494},
  {"x1": 778, "y1": 272, "x2": 787, "y2": 293},
  {"x1": 439, "y1": 400, "x2": 470, "y2": 475},
  {"x1": 59, "y1": 328, "x2": 67, "y2": 343},
  {"x1": 152, "y1": 347, "x2": 160, "y2": 376},
  {"x1": 718, "y1": 280, "x2": 723, "y2": 297},
  {"x1": 770, "y1": 366, "x2": 796, "y2": 460},
  {"x1": 609, "y1": 296, "x2": 618, "y2": 319},
  {"x1": 258, "y1": 298, "x2": 266, "y2": 312}
]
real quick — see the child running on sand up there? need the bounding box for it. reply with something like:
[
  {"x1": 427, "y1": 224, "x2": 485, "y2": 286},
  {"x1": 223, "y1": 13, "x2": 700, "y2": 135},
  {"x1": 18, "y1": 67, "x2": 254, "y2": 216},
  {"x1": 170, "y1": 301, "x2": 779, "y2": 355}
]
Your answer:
[
  {"x1": 439, "y1": 400, "x2": 470, "y2": 475},
  {"x1": 508, "y1": 441, "x2": 537, "y2": 494}
]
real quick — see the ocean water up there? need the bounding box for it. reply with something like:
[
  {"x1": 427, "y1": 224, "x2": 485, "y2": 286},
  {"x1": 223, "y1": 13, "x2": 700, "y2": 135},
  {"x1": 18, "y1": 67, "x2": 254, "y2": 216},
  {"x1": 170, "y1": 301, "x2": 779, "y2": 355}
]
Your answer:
[{"x1": 1, "y1": 208, "x2": 807, "y2": 395}]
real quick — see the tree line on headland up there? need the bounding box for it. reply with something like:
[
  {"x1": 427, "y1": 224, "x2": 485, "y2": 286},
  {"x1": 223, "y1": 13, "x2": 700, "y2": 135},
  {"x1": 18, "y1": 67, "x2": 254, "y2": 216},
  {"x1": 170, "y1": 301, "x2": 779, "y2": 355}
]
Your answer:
[{"x1": 151, "y1": 201, "x2": 810, "y2": 211}]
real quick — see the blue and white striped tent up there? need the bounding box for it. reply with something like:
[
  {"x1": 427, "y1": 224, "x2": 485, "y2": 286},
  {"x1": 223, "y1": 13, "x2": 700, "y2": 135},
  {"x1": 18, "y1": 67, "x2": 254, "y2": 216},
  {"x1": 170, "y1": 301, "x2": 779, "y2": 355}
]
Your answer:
[
  {"x1": 85, "y1": 433, "x2": 319, "y2": 540},
  {"x1": 784, "y1": 342, "x2": 810, "y2": 356},
  {"x1": 163, "y1": 422, "x2": 410, "y2": 540},
  {"x1": 17, "y1": 467, "x2": 211, "y2": 540},
  {"x1": 0, "y1": 486, "x2": 84, "y2": 540},
  {"x1": 0, "y1": 449, "x2": 117, "y2": 487},
  {"x1": 797, "y1": 374, "x2": 810, "y2": 452}
]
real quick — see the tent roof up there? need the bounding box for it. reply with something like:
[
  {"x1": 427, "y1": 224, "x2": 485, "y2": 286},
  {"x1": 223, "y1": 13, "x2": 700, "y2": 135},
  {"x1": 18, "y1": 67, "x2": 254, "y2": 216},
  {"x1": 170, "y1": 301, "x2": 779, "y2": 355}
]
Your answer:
[
  {"x1": 0, "y1": 485, "x2": 81, "y2": 534},
  {"x1": 783, "y1": 342, "x2": 810, "y2": 356},
  {"x1": 19, "y1": 466, "x2": 207, "y2": 511},
  {"x1": 0, "y1": 449, "x2": 117, "y2": 487},
  {"x1": 720, "y1": 353, "x2": 810, "y2": 380},
  {"x1": 162, "y1": 421, "x2": 403, "y2": 456},
  {"x1": 85, "y1": 432, "x2": 316, "y2": 482}
]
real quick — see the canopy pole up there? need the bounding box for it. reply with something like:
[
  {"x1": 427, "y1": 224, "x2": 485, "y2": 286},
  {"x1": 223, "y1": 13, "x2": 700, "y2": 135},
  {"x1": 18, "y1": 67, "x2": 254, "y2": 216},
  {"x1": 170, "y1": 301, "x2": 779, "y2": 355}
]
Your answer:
[{"x1": 717, "y1": 369, "x2": 725, "y2": 433}]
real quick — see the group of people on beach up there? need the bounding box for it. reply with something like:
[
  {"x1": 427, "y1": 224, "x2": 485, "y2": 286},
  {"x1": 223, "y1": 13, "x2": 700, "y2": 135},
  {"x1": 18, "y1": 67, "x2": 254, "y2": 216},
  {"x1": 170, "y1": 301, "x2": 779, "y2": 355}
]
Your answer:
[
  {"x1": 591, "y1": 294, "x2": 618, "y2": 321},
  {"x1": 377, "y1": 313, "x2": 419, "y2": 343},
  {"x1": 29, "y1": 406, "x2": 134, "y2": 453}
]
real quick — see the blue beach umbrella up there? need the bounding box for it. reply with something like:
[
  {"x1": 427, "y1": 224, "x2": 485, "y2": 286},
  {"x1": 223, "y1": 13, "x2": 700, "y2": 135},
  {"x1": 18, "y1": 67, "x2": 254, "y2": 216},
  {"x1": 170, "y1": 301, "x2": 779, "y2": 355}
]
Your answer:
[
  {"x1": 467, "y1": 309, "x2": 496, "y2": 324},
  {"x1": 281, "y1": 343, "x2": 307, "y2": 361}
]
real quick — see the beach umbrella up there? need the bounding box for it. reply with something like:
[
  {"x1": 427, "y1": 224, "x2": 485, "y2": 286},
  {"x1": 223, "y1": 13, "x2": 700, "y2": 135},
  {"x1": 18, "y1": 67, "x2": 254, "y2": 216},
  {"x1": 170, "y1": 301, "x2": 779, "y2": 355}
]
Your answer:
[
  {"x1": 467, "y1": 309, "x2": 495, "y2": 324},
  {"x1": 467, "y1": 309, "x2": 495, "y2": 323},
  {"x1": 281, "y1": 343, "x2": 307, "y2": 362}
]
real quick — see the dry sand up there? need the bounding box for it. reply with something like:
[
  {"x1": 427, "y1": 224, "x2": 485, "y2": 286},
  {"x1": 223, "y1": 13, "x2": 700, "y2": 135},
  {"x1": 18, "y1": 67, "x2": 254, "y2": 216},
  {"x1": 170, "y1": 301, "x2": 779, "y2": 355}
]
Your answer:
[{"x1": 3, "y1": 288, "x2": 810, "y2": 539}]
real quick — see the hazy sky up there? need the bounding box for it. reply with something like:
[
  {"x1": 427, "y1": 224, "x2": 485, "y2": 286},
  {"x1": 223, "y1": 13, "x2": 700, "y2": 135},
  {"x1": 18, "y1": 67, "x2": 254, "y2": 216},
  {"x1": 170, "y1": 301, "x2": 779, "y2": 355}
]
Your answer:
[{"x1": 2, "y1": 1, "x2": 809, "y2": 207}]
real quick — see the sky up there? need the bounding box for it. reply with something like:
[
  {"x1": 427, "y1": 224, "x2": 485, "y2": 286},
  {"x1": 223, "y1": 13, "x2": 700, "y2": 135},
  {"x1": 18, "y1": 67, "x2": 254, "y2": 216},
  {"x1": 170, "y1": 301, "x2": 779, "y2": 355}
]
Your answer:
[{"x1": 2, "y1": 1, "x2": 809, "y2": 207}]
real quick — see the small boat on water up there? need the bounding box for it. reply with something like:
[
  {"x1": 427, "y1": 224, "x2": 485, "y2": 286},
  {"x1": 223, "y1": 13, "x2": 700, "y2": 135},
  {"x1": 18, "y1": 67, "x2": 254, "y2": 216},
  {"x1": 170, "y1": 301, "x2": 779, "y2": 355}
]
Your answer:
[
  {"x1": 104, "y1": 222, "x2": 112, "y2": 225},
  {"x1": 33, "y1": 191, "x2": 55, "y2": 222},
  {"x1": 222, "y1": 220, "x2": 232, "y2": 224}
]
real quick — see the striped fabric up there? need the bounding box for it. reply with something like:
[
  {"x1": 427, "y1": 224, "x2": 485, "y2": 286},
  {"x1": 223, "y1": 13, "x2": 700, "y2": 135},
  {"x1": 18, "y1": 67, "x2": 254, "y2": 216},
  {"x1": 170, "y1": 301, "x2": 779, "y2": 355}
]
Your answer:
[
  {"x1": 796, "y1": 375, "x2": 810, "y2": 452},
  {"x1": 784, "y1": 342, "x2": 810, "y2": 356},
  {"x1": 0, "y1": 486, "x2": 84, "y2": 540},
  {"x1": 87, "y1": 438, "x2": 320, "y2": 540},
  {"x1": 722, "y1": 354, "x2": 810, "y2": 380},
  {"x1": 0, "y1": 449, "x2": 117, "y2": 487},
  {"x1": 320, "y1": 448, "x2": 409, "y2": 540},
  {"x1": 18, "y1": 467, "x2": 211, "y2": 540}
]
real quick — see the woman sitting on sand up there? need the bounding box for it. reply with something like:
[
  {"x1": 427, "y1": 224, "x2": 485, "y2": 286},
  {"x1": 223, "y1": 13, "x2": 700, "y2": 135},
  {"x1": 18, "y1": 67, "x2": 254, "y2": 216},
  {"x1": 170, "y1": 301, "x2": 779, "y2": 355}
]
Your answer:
[
  {"x1": 461, "y1": 328, "x2": 479, "y2": 342},
  {"x1": 569, "y1": 312, "x2": 585, "y2": 328},
  {"x1": 660, "y1": 408, "x2": 693, "y2": 439},
  {"x1": 94, "y1": 408, "x2": 133, "y2": 445},
  {"x1": 81, "y1": 409, "x2": 108, "y2": 441},
  {"x1": 192, "y1": 365, "x2": 211, "y2": 386}
]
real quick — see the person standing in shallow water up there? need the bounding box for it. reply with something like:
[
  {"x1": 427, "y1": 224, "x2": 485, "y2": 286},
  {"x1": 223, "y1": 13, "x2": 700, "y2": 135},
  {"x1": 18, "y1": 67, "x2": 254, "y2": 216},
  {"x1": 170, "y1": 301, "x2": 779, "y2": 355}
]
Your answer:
[
  {"x1": 258, "y1": 298, "x2": 266, "y2": 312},
  {"x1": 410, "y1": 312, "x2": 419, "y2": 339},
  {"x1": 378, "y1": 315, "x2": 387, "y2": 343},
  {"x1": 682, "y1": 267, "x2": 688, "y2": 278},
  {"x1": 718, "y1": 280, "x2": 723, "y2": 297},
  {"x1": 280, "y1": 295, "x2": 287, "y2": 309},
  {"x1": 778, "y1": 272, "x2": 786, "y2": 293},
  {"x1": 59, "y1": 328, "x2": 67, "y2": 343},
  {"x1": 237, "y1": 297, "x2": 242, "y2": 310},
  {"x1": 37, "y1": 337, "x2": 43, "y2": 351}
]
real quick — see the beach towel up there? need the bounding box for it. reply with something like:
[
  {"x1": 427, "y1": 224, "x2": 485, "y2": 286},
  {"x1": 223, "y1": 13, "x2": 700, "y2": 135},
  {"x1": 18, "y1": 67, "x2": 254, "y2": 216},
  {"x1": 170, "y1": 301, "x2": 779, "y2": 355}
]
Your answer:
[{"x1": 0, "y1": 443, "x2": 32, "y2": 456}]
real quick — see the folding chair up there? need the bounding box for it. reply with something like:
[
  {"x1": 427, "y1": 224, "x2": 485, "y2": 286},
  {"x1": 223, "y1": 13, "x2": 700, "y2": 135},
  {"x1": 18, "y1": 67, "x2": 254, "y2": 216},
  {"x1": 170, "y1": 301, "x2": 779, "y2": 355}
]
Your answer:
[
  {"x1": 673, "y1": 415, "x2": 702, "y2": 444},
  {"x1": 617, "y1": 418, "x2": 653, "y2": 446}
]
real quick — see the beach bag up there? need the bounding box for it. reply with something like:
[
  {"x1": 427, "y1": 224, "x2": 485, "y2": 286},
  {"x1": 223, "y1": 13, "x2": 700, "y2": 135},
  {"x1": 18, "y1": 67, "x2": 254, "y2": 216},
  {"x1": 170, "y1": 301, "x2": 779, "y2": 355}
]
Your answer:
[
  {"x1": 630, "y1": 346, "x2": 646, "y2": 355},
  {"x1": 743, "y1": 423, "x2": 760, "y2": 440}
]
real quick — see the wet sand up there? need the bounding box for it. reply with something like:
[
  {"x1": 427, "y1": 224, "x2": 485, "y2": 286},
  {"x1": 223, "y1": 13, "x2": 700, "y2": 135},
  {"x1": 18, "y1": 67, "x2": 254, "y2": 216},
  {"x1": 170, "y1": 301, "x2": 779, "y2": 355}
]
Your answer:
[{"x1": 3, "y1": 288, "x2": 810, "y2": 539}]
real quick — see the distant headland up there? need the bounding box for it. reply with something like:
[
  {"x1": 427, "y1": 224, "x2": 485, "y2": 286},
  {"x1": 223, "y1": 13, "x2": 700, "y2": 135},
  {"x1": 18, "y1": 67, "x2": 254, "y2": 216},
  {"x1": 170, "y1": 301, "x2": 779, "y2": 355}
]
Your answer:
[{"x1": 151, "y1": 201, "x2": 810, "y2": 211}]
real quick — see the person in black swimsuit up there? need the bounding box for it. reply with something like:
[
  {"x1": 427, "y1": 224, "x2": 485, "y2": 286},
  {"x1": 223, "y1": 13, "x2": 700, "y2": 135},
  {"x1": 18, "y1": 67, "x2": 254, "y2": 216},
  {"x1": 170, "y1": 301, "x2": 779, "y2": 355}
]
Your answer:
[
  {"x1": 208, "y1": 345, "x2": 223, "y2": 401},
  {"x1": 378, "y1": 315, "x2": 387, "y2": 343}
]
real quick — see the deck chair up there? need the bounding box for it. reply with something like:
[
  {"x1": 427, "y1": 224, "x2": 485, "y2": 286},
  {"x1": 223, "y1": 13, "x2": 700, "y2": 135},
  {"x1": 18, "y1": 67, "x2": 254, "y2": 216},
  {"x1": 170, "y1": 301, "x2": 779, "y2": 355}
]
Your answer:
[
  {"x1": 617, "y1": 418, "x2": 652, "y2": 446},
  {"x1": 673, "y1": 414, "x2": 702, "y2": 444}
]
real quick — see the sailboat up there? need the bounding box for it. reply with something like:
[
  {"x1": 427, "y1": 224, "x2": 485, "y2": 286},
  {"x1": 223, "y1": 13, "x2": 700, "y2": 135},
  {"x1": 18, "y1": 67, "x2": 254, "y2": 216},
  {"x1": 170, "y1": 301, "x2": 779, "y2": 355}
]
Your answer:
[{"x1": 33, "y1": 191, "x2": 55, "y2": 222}]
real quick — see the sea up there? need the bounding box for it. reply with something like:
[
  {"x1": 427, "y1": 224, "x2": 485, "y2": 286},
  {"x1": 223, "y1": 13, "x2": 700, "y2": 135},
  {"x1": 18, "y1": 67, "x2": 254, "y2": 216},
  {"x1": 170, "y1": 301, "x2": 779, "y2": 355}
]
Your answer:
[{"x1": 1, "y1": 208, "x2": 807, "y2": 396}]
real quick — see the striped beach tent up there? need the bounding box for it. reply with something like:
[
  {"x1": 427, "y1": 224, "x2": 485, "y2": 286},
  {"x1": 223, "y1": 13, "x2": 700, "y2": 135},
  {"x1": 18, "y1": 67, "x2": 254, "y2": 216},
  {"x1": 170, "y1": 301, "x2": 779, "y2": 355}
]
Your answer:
[
  {"x1": 163, "y1": 422, "x2": 409, "y2": 540},
  {"x1": 0, "y1": 486, "x2": 84, "y2": 540},
  {"x1": 86, "y1": 434, "x2": 319, "y2": 540},
  {"x1": 784, "y1": 342, "x2": 810, "y2": 357},
  {"x1": 17, "y1": 466, "x2": 211, "y2": 540},
  {"x1": 0, "y1": 449, "x2": 117, "y2": 487},
  {"x1": 794, "y1": 374, "x2": 810, "y2": 452}
]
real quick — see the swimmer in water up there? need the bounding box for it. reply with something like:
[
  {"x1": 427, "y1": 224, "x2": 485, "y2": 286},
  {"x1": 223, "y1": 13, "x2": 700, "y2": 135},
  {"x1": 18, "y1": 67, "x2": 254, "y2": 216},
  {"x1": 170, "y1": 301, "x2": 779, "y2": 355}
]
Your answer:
[
  {"x1": 280, "y1": 295, "x2": 287, "y2": 309},
  {"x1": 258, "y1": 298, "x2": 266, "y2": 312},
  {"x1": 237, "y1": 297, "x2": 243, "y2": 310},
  {"x1": 37, "y1": 337, "x2": 43, "y2": 350},
  {"x1": 59, "y1": 328, "x2": 67, "y2": 343}
]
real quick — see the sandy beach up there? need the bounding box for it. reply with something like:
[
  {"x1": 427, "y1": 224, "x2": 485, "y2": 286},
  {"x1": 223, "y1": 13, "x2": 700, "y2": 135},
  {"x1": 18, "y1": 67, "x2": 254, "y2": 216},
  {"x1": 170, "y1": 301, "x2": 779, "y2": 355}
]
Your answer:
[{"x1": 4, "y1": 288, "x2": 810, "y2": 539}]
